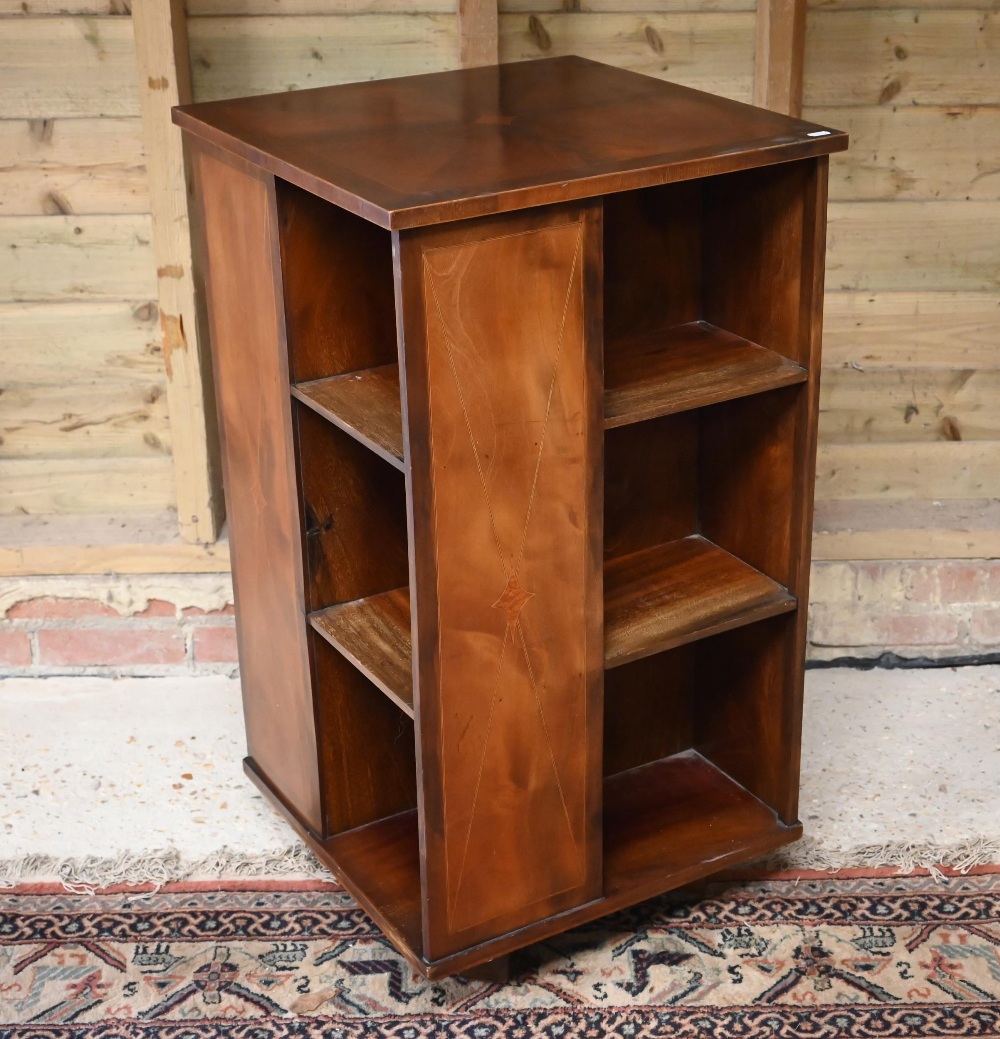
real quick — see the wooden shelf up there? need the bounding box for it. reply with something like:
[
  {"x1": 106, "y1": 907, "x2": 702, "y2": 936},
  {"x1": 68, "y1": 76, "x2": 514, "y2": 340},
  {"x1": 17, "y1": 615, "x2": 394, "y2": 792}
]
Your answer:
[
  {"x1": 603, "y1": 750, "x2": 790, "y2": 902},
  {"x1": 291, "y1": 326, "x2": 806, "y2": 474},
  {"x1": 313, "y1": 749, "x2": 793, "y2": 978},
  {"x1": 292, "y1": 365, "x2": 404, "y2": 470},
  {"x1": 604, "y1": 535, "x2": 796, "y2": 668},
  {"x1": 311, "y1": 536, "x2": 794, "y2": 711},
  {"x1": 604, "y1": 321, "x2": 807, "y2": 428},
  {"x1": 310, "y1": 588, "x2": 413, "y2": 717}
]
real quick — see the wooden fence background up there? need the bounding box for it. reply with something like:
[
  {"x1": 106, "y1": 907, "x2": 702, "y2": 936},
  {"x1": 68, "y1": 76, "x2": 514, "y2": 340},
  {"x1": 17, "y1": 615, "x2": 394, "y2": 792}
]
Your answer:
[{"x1": 1, "y1": 1, "x2": 998, "y2": 580}]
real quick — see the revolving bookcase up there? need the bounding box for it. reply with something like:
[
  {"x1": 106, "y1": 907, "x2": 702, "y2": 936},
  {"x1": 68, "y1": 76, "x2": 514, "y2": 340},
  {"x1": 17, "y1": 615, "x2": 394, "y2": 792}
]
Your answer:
[{"x1": 174, "y1": 55, "x2": 847, "y2": 980}]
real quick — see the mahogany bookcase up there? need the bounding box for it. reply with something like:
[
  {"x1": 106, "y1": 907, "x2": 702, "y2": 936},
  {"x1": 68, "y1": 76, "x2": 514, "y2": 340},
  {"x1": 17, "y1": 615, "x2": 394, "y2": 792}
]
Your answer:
[{"x1": 174, "y1": 56, "x2": 847, "y2": 980}]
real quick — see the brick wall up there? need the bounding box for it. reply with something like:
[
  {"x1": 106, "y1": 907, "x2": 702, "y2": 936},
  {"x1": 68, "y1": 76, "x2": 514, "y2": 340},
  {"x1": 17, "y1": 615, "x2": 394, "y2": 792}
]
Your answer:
[
  {"x1": 0, "y1": 562, "x2": 995, "y2": 677},
  {"x1": 0, "y1": 575, "x2": 237, "y2": 678},
  {"x1": 809, "y1": 561, "x2": 1000, "y2": 663}
]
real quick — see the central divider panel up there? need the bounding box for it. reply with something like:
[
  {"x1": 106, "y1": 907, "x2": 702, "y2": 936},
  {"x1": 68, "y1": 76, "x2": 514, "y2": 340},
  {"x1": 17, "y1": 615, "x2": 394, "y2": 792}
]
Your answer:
[{"x1": 396, "y1": 202, "x2": 606, "y2": 961}]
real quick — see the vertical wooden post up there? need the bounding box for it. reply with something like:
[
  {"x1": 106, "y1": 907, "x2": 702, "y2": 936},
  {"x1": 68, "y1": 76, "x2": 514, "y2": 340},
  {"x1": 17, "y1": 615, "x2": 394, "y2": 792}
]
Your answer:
[
  {"x1": 753, "y1": 0, "x2": 807, "y2": 117},
  {"x1": 132, "y1": 0, "x2": 223, "y2": 543},
  {"x1": 457, "y1": 0, "x2": 499, "y2": 67}
]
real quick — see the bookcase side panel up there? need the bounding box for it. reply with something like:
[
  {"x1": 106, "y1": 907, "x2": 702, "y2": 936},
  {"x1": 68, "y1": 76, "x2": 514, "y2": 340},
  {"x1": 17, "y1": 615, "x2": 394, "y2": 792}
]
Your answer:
[
  {"x1": 397, "y1": 204, "x2": 604, "y2": 961},
  {"x1": 695, "y1": 158, "x2": 831, "y2": 825},
  {"x1": 190, "y1": 144, "x2": 321, "y2": 832}
]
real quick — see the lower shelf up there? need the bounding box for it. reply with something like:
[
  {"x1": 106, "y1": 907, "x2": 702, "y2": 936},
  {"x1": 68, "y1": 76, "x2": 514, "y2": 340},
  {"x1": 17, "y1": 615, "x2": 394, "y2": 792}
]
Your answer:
[
  {"x1": 311, "y1": 748, "x2": 798, "y2": 978},
  {"x1": 310, "y1": 535, "x2": 795, "y2": 711}
]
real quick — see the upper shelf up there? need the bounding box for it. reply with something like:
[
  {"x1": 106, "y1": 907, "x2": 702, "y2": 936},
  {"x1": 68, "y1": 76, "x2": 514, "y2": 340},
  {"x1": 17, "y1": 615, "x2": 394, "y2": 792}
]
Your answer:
[
  {"x1": 297, "y1": 322, "x2": 807, "y2": 465},
  {"x1": 311, "y1": 535, "x2": 795, "y2": 711},
  {"x1": 311, "y1": 587, "x2": 413, "y2": 717},
  {"x1": 292, "y1": 365, "x2": 404, "y2": 470},
  {"x1": 604, "y1": 321, "x2": 807, "y2": 428}
]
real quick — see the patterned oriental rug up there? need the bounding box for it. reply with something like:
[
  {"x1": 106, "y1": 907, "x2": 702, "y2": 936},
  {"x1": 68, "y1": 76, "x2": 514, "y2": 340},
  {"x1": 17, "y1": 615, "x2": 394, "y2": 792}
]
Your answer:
[{"x1": 2, "y1": 868, "x2": 999, "y2": 1038}]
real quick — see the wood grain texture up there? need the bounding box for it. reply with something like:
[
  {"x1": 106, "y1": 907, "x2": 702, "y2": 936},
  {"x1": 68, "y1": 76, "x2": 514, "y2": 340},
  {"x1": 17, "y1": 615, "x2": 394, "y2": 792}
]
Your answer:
[
  {"x1": 822, "y1": 292, "x2": 1000, "y2": 370},
  {"x1": 753, "y1": 0, "x2": 806, "y2": 116},
  {"x1": 1, "y1": 17, "x2": 139, "y2": 119},
  {"x1": 190, "y1": 145, "x2": 321, "y2": 832},
  {"x1": 187, "y1": 14, "x2": 458, "y2": 104},
  {"x1": 604, "y1": 412, "x2": 698, "y2": 561},
  {"x1": 0, "y1": 118, "x2": 146, "y2": 217},
  {"x1": 805, "y1": 10, "x2": 1000, "y2": 108},
  {"x1": 276, "y1": 180, "x2": 398, "y2": 384},
  {"x1": 808, "y1": 106, "x2": 1000, "y2": 203},
  {"x1": 0, "y1": 382, "x2": 170, "y2": 460},
  {"x1": 0, "y1": 510, "x2": 230, "y2": 578},
  {"x1": 813, "y1": 499, "x2": 1000, "y2": 561},
  {"x1": 603, "y1": 750, "x2": 794, "y2": 900},
  {"x1": 825, "y1": 201, "x2": 1000, "y2": 293},
  {"x1": 174, "y1": 57, "x2": 845, "y2": 230},
  {"x1": 0, "y1": 456, "x2": 174, "y2": 514},
  {"x1": 133, "y1": 0, "x2": 222, "y2": 544},
  {"x1": 819, "y1": 367, "x2": 1000, "y2": 444},
  {"x1": 398, "y1": 204, "x2": 603, "y2": 959},
  {"x1": 604, "y1": 536, "x2": 796, "y2": 668},
  {"x1": 498, "y1": 13, "x2": 756, "y2": 102},
  {"x1": 295, "y1": 404, "x2": 409, "y2": 614},
  {"x1": 458, "y1": 0, "x2": 499, "y2": 67},
  {"x1": 0, "y1": 215, "x2": 155, "y2": 303},
  {"x1": 605, "y1": 321, "x2": 807, "y2": 427},
  {"x1": 697, "y1": 158, "x2": 829, "y2": 823},
  {"x1": 310, "y1": 633, "x2": 417, "y2": 836},
  {"x1": 816, "y1": 441, "x2": 1000, "y2": 500},
  {"x1": 0, "y1": 302, "x2": 161, "y2": 385},
  {"x1": 293, "y1": 367, "x2": 404, "y2": 469},
  {"x1": 311, "y1": 588, "x2": 413, "y2": 717},
  {"x1": 289, "y1": 746, "x2": 797, "y2": 980}
]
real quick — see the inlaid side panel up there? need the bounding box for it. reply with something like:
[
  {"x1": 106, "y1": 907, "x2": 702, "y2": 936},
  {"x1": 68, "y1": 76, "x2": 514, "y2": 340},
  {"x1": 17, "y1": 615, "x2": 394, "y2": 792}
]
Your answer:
[
  {"x1": 398, "y1": 205, "x2": 603, "y2": 960},
  {"x1": 190, "y1": 146, "x2": 321, "y2": 832}
]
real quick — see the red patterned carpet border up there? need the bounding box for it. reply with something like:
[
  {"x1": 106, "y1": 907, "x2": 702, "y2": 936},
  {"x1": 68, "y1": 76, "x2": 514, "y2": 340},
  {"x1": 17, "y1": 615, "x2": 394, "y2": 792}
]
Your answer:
[{"x1": 2, "y1": 870, "x2": 999, "y2": 1038}]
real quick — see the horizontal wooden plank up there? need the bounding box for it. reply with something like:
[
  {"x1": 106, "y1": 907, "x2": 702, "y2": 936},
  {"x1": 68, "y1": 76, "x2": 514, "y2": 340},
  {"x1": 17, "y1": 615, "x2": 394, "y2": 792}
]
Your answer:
[
  {"x1": 605, "y1": 321, "x2": 807, "y2": 426},
  {"x1": 0, "y1": 118, "x2": 147, "y2": 216},
  {"x1": 818, "y1": 366, "x2": 1000, "y2": 444},
  {"x1": 812, "y1": 499, "x2": 1000, "y2": 560},
  {"x1": 822, "y1": 292, "x2": 1000, "y2": 369},
  {"x1": 0, "y1": 0, "x2": 129, "y2": 12},
  {"x1": 825, "y1": 201, "x2": 1000, "y2": 292},
  {"x1": 311, "y1": 589, "x2": 414, "y2": 717},
  {"x1": 500, "y1": 0, "x2": 754, "y2": 9},
  {"x1": 498, "y1": 13, "x2": 754, "y2": 102},
  {"x1": 0, "y1": 17, "x2": 139, "y2": 119},
  {"x1": 0, "y1": 382, "x2": 170, "y2": 459},
  {"x1": 815, "y1": 441, "x2": 1000, "y2": 500},
  {"x1": 0, "y1": 511, "x2": 230, "y2": 576},
  {"x1": 805, "y1": 10, "x2": 1000, "y2": 108},
  {"x1": 0, "y1": 215, "x2": 156, "y2": 302},
  {"x1": 809, "y1": 0, "x2": 1000, "y2": 10},
  {"x1": 191, "y1": 0, "x2": 454, "y2": 11},
  {"x1": 293, "y1": 367, "x2": 404, "y2": 470},
  {"x1": 604, "y1": 535, "x2": 796, "y2": 666},
  {"x1": 0, "y1": 301, "x2": 162, "y2": 385},
  {"x1": 810, "y1": 105, "x2": 1000, "y2": 203},
  {"x1": 0, "y1": 456, "x2": 175, "y2": 514},
  {"x1": 188, "y1": 15, "x2": 459, "y2": 102}
]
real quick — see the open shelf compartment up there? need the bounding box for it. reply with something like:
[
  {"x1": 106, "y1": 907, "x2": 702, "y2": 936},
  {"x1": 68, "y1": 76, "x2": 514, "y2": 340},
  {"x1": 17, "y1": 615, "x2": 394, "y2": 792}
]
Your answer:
[
  {"x1": 605, "y1": 321, "x2": 806, "y2": 428},
  {"x1": 293, "y1": 366, "x2": 404, "y2": 470},
  {"x1": 309, "y1": 532, "x2": 795, "y2": 714},
  {"x1": 307, "y1": 743, "x2": 795, "y2": 978}
]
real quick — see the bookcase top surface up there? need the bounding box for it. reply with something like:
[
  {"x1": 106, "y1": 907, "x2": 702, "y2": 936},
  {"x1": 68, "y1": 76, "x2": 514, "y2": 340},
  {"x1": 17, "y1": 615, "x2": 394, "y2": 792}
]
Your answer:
[{"x1": 174, "y1": 55, "x2": 846, "y2": 230}]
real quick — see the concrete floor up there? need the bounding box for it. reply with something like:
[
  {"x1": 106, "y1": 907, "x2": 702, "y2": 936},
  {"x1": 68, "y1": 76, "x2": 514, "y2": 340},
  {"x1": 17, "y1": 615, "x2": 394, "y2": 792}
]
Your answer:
[{"x1": 1, "y1": 666, "x2": 999, "y2": 881}]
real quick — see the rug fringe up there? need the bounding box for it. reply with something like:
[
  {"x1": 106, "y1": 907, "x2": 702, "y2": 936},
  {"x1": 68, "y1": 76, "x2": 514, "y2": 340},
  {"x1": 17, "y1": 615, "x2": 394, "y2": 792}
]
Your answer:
[
  {"x1": 762, "y1": 835, "x2": 1000, "y2": 880},
  {"x1": 0, "y1": 844, "x2": 332, "y2": 892},
  {"x1": 3, "y1": 835, "x2": 998, "y2": 891}
]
